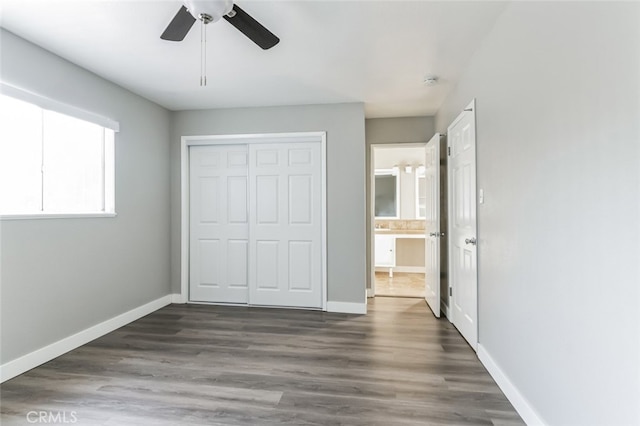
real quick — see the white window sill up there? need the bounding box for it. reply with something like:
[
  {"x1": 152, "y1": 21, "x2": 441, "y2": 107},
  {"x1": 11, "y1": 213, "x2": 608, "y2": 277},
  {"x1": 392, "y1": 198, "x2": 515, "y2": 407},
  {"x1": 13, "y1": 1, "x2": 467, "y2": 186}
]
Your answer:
[{"x1": 0, "y1": 212, "x2": 118, "y2": 220}]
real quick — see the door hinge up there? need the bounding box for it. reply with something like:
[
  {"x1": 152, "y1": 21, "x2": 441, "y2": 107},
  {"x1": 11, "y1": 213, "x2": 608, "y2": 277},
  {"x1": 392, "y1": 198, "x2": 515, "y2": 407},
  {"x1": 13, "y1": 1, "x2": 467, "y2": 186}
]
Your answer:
[
  {"x1": 447, "y1": 146, "x2": 451, "y2": 156},
  {"x1": 449, "y1": 287, "x2": 452, "y2": 296}
]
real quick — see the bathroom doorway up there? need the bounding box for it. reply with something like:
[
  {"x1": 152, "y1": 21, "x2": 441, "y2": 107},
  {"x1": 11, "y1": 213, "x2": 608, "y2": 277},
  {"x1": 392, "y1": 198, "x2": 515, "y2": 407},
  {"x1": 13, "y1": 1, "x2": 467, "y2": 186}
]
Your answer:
[{"x1": 371, "y1": 144, "x2": 427, "y2": 298}]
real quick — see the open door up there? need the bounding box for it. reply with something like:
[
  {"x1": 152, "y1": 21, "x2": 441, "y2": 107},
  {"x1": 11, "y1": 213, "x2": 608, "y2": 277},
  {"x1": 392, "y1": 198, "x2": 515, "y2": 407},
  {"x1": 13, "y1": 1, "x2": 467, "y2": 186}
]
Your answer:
[
  {"x1": 447, "y1": 100, "x2": 478, "y2": 350},
  {"x1": 424, "y1": 133, "x2": 441, "y2": 317}
]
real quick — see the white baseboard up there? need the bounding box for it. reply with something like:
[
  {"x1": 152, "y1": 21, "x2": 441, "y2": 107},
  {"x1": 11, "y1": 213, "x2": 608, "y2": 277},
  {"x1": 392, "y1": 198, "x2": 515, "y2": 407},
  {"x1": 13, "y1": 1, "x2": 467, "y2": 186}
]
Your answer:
[
  {"x1": 171, "y1": 293, "x2": 185, "y2": 304},
  {"x1": 366, "y1": 288, "x2": 375, "y2": 298},
  {"x1": 477, "y1": 344, "x2": 547, "y2": 426},
  {"x1": 0, "y1": 295, "x2": 172, "y2": 383},
  {"x1": 326, "y1": 301, "x2": 367, "y2": 314}
]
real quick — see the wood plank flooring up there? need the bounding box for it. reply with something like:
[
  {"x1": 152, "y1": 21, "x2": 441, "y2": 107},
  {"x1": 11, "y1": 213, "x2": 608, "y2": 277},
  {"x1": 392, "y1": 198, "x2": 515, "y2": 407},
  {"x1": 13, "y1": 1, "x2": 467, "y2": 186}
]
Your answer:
[{"x1": 0, "y1": 297, "x2": 523, "y2": 425}]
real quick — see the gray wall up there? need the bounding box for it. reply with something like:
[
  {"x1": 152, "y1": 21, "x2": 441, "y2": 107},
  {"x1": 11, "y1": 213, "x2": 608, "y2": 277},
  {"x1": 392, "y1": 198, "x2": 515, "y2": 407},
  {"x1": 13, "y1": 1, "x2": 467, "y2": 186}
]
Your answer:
[
  {"x1": 435, "y1": 2, "x2": 639, "y2": 425},
  {"x1": 364, "y1": 117, "x2": 435, "y2": 289},
  {"x1": 170, "y1": 104, "x2": 366, "y2": 304},
  {"x1": 0, "y1": 30, "x2": 172, "y2": 363}
]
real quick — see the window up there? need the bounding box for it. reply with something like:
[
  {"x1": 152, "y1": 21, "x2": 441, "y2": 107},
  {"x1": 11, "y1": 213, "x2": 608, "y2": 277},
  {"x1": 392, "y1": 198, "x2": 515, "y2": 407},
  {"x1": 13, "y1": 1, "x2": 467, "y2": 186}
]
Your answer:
[{"x1": 0, "y1": 91, "x2": 116, "y2": 218}]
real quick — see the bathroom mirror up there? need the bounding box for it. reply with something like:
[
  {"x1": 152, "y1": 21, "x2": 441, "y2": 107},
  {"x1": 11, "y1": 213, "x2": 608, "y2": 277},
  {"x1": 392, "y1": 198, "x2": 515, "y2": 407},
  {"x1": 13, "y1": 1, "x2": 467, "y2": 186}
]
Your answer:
[{"x1": 375, "y1": 169, "x2": 399, "y2": 218}]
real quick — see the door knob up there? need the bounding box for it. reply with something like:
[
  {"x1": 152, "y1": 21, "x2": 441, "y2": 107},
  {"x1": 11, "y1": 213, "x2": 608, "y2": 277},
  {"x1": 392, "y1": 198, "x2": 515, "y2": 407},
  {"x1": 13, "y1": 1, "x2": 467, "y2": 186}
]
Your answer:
[
  {"x1": 465, "y1": 237, "x2": 477, "y2": 245},
  {"x1": 429, "y1": 232, "x2": 438, "y2": 237}
]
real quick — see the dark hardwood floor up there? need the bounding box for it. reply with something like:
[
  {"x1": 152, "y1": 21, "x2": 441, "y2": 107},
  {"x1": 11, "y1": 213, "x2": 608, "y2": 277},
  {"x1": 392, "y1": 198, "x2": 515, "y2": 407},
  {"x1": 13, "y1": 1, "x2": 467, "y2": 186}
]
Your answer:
[{"x1": 0, "y1": 297, "x2": 523, "y2": 425}]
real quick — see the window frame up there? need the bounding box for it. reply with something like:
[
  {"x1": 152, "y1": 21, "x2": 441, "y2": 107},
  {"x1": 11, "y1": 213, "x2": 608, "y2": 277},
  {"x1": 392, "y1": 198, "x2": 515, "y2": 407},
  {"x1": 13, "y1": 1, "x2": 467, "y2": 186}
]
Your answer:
[{"x1": 0, "y1": 83, "x2": 118, "y2": 220}]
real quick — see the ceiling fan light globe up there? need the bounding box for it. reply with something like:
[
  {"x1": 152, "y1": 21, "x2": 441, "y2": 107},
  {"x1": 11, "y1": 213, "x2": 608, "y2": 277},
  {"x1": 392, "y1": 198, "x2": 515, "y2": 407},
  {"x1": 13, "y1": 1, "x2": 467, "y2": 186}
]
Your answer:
[{"x1": 183, "y1": 0, "x2": 233, "y2": 23}]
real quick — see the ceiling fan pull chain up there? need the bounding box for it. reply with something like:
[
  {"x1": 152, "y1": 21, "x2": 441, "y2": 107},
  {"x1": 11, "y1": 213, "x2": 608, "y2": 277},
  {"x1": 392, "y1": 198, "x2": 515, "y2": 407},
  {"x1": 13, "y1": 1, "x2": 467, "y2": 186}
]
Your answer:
[
  {"x1": 200, "y1": 19, "x2": 207, "y2": 86},
  {"x1": 204, "y1": 22, "x2": 208, "y2": 86}
]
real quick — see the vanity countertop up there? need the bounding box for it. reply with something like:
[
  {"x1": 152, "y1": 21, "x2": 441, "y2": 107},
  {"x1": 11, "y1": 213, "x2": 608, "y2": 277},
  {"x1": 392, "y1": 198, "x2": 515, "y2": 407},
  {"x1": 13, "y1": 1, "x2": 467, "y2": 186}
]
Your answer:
[{"x1": 374, "y1": 229, "x2": 425, "y2": 235}]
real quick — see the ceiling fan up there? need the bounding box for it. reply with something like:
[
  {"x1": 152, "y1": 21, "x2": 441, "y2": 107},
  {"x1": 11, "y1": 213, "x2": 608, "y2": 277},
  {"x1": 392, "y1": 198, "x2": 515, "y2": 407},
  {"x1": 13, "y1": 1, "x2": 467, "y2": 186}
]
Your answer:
[{"x1": 160, "y1": 0, "x2": 280, "y2": 50}]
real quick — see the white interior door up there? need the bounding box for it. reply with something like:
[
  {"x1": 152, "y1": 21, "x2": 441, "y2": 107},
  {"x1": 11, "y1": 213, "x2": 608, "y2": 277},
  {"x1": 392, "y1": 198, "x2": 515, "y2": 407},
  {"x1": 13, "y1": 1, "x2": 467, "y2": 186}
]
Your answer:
[
  {"x1": 249, "y1": 142, "x2": 323, "y2": 308},
  {"x1": 424, "y1": 133, "x2": 441, "y2": 317},
  {"x1": 189, "y1": 145, "x2": 249, "y2": 303},
  {"x1": 447, "y1": 100, "x2": 478, "y2": 350}
]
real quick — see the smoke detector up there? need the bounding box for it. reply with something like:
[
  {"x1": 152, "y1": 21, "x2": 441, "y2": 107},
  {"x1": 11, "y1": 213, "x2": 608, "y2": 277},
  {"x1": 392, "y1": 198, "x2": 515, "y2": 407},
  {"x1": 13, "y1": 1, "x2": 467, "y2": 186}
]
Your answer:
[{"x1": 423, "y1": 75, "x2": 439, "y2": 86}]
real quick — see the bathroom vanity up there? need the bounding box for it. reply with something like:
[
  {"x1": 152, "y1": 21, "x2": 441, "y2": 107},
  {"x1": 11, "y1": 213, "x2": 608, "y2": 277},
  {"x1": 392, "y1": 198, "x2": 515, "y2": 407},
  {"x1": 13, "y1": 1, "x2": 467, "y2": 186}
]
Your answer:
[{"x1": 374, "y1": 229, "x2": 425, "y2": 277}]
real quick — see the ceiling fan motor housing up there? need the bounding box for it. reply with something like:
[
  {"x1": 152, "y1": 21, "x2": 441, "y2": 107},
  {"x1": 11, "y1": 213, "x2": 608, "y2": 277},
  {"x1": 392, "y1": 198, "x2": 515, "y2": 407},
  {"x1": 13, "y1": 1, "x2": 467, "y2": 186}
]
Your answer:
[{"x1": 183, "y1": 0, "x2": 233, "y2": 23}]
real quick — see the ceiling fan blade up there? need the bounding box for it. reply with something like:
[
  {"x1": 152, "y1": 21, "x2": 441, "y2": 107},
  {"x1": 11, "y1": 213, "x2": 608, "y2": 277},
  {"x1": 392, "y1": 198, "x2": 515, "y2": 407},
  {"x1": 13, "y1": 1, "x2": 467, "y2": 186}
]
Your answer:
[
  {"x1": 223, "y1": 4, "x2": 280, "y2": 50},
  {"x1": 161, "y1": 6, "x2": 196, "y2": 41}
]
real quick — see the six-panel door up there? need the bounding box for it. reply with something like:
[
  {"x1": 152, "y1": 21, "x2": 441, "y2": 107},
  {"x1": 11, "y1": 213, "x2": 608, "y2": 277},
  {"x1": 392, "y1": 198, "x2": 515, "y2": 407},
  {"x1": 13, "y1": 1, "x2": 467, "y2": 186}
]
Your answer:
[
  {"x1": 248, "y1": 143, "x2": 323, "y2": 308},
  {"x1": 189, "y1": 145, "x2": 249, "y2": 303},
  {"x1": 448, "y1": 104, "x2": 478, "y2": 350},
  {"x1": 424, "y1": 133, "x2": 441, "y2": 318}
]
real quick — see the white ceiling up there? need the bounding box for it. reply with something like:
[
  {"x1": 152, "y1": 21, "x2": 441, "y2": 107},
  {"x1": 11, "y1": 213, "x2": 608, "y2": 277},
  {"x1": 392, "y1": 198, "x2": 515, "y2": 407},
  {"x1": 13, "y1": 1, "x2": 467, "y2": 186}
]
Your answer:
[{"x1": 0, "y1": 0, "x2": 508, "y2": 117}]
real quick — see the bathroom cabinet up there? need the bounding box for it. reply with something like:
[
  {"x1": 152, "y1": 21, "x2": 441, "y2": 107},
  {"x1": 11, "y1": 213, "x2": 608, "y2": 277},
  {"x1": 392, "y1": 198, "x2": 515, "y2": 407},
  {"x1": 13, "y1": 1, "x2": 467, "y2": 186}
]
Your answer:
[{"x1": 374, "y1": 234, "x2": 396, "y2": 276}]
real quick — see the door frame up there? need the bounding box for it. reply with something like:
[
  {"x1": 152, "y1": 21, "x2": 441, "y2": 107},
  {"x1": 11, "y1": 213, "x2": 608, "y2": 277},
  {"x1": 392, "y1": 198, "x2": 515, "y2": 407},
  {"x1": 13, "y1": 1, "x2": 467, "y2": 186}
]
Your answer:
[
  {"x1": 369, "y1": 142, "x2": 427, "y2": 298},
  {"x1": 179, "y1": 132, "x2": 328, "y2": 311}
]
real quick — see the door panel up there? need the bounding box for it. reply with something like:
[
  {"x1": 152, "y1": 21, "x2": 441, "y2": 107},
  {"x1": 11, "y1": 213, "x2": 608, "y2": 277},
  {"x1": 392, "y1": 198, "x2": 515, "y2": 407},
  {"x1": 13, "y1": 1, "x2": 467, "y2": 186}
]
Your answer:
[
  {"x1": 199, "y1": 177, "x2": 219, "y2": 222},
  {"x1": 249, "y1": 142, "x2": 323, "y2": 308},
  {"x1": 289, "y1": 241, "x2": 313, "y2": 290},
  {"x1": 198, "y1": 239, "x2": 220, "y2": 286},
  {"x1": 289, "y1": 175, "x2": 312, "y2": 223},
  {"x1": 447, "y1": 100, "x2": 478, "y2": 350},
  {"x1": 289, "y1": 148, "x2": 312, "y2": 165},
  {"x1": 227, "y1": 177, "x2": 247, "y2": 223},
  {"x1": 227, "y1": 240, "x2": 248, "y2": 287},
  {"x1": 190, "y1": 145, "x2": 249, "y2": 303},
  {"x1": 256, "y1": 176, "x2": 279, "y2": 223},
  {"x1": 256, "y1": 240, "x2": 279, "y2": 290},
  {"x1": 424, "y1": 133, "x2": 441, "y2": 317}
]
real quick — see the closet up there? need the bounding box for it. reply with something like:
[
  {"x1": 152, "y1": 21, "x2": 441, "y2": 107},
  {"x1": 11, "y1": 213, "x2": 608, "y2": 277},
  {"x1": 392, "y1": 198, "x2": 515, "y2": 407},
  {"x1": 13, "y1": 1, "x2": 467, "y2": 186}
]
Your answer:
[{"x1": 188, "y1": 134, "x2": 325, "y2": 309}]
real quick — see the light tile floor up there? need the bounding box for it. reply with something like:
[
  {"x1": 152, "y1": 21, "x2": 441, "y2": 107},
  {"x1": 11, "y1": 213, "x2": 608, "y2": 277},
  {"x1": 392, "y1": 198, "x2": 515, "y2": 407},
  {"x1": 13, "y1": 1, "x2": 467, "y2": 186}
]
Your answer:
[{"x1": 375, "y1": 272, "x2": 425, "y2": 298}]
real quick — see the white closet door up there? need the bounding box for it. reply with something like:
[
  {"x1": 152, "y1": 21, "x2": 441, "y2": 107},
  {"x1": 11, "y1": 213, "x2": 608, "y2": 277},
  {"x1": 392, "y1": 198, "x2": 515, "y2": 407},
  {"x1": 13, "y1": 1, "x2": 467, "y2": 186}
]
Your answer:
[
  {"x1": 249, "y1": 142, "x2": 323, "y2": 308},
  {"x1": 190, "y1": 145, "x2": 249, "y2": 303}
]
